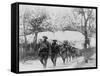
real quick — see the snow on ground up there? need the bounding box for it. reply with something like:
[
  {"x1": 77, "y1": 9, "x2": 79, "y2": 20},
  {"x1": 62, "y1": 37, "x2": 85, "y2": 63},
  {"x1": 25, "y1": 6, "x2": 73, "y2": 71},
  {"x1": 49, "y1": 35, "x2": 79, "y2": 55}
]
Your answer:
[
  {"x1": 19, "y1": 47, "x2": 96, "y2": 71},
  {"x1": 19, "y1": 56, "x2": 84, "y2": 71},
  {"x1": 19, "y1": 54, "x2": 96, "y2": 71},
  {"x1": 75, "y1": 56, "x2": 96, "y2": 68}
]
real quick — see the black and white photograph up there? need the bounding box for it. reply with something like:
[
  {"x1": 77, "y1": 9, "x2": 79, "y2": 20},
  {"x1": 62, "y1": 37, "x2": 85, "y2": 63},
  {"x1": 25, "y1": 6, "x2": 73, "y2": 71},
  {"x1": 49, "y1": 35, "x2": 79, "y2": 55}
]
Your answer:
[{"x1": 18, "y1": 3, "x2": 97, "y2": 72}]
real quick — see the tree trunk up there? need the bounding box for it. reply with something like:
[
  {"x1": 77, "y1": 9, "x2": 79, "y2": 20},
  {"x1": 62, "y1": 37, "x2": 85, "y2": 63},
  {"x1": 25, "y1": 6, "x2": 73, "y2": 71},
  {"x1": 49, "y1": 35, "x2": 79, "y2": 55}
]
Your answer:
[
  {"x1": 24, "y1": 35, "x2": 27, "y2": 50},
  {"x1": 84, "y1": 31, "x2": 88, "y2": 49},
  {"x1": 23, "y1": 35, "x2": 27, "y2": 60},
  {"x1": 84, "y1": 19, "x2": 88, "y2": 49},
  {"x1": 23, "y1": 17, "x2": 27, "y2": 61},
  {"x1": 34, "y1": 32, "x2": 38, "y2": 51},
  {"x1": 84, "y1": 19, "x2": 89, "y2": 63}
]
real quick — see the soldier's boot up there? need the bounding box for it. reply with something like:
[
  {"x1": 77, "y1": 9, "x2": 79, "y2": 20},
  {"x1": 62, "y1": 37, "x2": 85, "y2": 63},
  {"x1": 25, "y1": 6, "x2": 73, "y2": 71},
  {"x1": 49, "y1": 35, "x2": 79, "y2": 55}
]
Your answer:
[
  {"x1": 54, "y1": 58, "x2": 56, "y2": 67},
  {"x1": 62, "y1": 58, "x2": 65, "y2": 64},
  {"x1": 43, "y1": 59, "x2": 47, "y2": 68}
]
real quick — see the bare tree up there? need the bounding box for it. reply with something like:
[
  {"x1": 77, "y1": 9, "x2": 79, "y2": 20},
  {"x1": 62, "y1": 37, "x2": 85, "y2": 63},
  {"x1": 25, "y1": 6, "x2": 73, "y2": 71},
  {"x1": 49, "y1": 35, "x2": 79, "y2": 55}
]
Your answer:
[
  {"x1": 29, "y1": 12, "x2": 47, "y2": 51},
  {"x1": 73, "y1": 8, "x2": 96, "y2": 49},
  {"x1": 19, "y1": 8, "x2": 54, "y2": 54}
]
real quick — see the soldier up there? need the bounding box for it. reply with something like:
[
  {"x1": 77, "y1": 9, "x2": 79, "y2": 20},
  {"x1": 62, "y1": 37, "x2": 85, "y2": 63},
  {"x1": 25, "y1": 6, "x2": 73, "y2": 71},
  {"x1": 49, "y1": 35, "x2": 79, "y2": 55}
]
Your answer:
[
  {"x1": 38, "y1": 36, "x2": 51, "y2": 68},
  {"x1": 60, "y1": 40, "x2": 71, "y2": 64},
  {"x1": 61, "y1": 41, "x2": 69, "y2": 53},
  {"x1": 51, "y1": 40, "x2": 59, "y2": 66}
]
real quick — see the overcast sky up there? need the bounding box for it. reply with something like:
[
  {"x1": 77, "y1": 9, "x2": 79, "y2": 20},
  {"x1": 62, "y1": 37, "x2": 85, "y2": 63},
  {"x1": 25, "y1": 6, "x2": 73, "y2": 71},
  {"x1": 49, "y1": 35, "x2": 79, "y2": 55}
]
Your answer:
[{"x1": 19, "y1": 5, "x2": 73, "y2": 18}]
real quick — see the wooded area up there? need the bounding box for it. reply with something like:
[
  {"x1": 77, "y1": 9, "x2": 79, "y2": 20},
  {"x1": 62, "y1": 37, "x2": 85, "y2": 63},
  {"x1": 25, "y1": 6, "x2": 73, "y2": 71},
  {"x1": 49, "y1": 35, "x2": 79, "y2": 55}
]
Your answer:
[{"x1": 19, "y1": 5, "x2": 96, "y2": 63}]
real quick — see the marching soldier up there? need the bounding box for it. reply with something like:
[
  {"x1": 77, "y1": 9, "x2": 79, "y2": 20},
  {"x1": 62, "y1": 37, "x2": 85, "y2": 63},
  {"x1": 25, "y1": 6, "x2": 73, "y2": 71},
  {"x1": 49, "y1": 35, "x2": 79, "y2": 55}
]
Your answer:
[
  {"x1": 38, "y1": 36, "x2": 51, "y2": 68},
  {"x1": 51, "y1": 40, "x2": 59, "y2": 66}
]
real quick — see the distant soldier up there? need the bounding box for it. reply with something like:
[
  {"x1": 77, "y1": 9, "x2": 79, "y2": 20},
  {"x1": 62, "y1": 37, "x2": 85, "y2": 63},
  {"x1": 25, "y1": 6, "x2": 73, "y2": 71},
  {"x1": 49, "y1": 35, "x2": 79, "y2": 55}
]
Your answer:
[
  {"x1": 60, "y1": 40, "x2": 75, "y2": 63},
  {"x1": 38, "y1": 36, "x2": 51, "y2": 68},
  {"x1": 60, "y1": 41, "x2": 69, "y2": 64},
  {"x1": 51, "y1": 40, "x2": 59, "y2": 66},
  {"x1": 63, "y1": 40, "x2": 69, "y2": 46},
  {"x1": 61, "y1": 41, "x2": 69, "y2": 53}
]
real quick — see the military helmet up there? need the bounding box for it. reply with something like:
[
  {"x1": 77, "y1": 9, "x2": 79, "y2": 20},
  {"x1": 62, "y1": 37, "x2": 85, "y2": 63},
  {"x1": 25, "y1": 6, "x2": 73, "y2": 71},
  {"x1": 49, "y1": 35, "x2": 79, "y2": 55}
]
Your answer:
[
  {"x1": 53, "y1": 40, "x2": 57, "y2": 42},
  {"x1": 43, "y1": 36, "x2": 48, "y2": 39}
]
